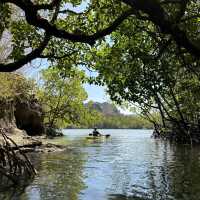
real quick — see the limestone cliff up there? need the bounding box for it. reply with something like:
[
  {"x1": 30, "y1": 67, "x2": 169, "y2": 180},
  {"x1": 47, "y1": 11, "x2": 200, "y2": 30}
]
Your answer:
[
  {"x1": 15, "y1": 94, "x2": 44, "y2": 135},
  {"x1": 0, "y1": 99, "x2": 16, "y2": 130},
  {"x1": 0, "y1": 73, "x2": 44, "y2": 136},
  {"x1": 0, "y1": 96, "x2": 44, "y2": 136}
]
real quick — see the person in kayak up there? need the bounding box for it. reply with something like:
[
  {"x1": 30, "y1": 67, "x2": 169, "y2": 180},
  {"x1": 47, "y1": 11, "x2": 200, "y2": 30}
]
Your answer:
[{"x1": 92, "y1": 127, "x2": 101, "y2": 136}]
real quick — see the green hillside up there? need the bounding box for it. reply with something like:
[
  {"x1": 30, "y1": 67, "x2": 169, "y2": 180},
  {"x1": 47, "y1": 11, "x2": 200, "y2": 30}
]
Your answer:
[{"x1": 83, "y1": 102, "x2": 153, "y2": 129}]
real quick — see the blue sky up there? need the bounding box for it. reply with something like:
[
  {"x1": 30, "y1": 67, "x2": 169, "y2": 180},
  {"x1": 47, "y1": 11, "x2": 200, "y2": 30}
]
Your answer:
[{"x1": 84, "y1": 84, "x2": 109, "y2": 102}]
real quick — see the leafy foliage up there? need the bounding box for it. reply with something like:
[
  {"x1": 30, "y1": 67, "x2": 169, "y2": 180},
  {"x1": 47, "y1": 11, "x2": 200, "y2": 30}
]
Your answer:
[
  {"x1": 80, "y1": 14, "x2": 200, "y2": 142},
  {"x1": 36, "y1": 66, "x2": 105, "y2": 129},
  {"x1": 0, "y1": 72, "x2": 35, "y2": 101},
  {"x1": 0, "y1": 0, "x2": 199, "y2": 71},
  {"x1": 37, "y1": 66, "x2": 88, "y2": 128}
]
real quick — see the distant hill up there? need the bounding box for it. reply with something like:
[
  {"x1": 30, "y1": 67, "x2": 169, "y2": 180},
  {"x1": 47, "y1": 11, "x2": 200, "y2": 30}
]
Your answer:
[
  {"x1": 82, "y1": 101, "x2": 153, "y2": 129},
  {"x1": 85, "y1": 102, "x2": 121, "y2": 116}
]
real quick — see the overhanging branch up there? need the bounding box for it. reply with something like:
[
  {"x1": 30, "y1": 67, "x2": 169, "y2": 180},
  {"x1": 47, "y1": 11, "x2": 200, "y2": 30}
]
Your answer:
[
  {"x1": 3, "y1": 0, "x2": 134, "y2": 45},
  {"x1": 0, "y1": 34, "x2": 51, "y2": 72},
  {"x1": 122, "y1": 0, "x2": 200, "y2": 58}
]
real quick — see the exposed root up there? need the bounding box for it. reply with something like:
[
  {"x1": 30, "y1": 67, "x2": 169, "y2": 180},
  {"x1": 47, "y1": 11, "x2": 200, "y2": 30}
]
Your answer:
[{"x1": 0, "y1": 128, "x2": 36, "y2": 187}]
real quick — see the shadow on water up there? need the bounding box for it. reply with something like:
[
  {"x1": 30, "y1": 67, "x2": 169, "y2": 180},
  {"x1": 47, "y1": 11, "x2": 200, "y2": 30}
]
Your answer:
[
  {"x1": 0, "y1": 147, "x2": 87, "y2": 200},
  {"x1": 0, "y1": 174, "x2": 34, "y2": 200},
  {"x1": 28, "y1": 149, "x2": 86, "y2": 200}
]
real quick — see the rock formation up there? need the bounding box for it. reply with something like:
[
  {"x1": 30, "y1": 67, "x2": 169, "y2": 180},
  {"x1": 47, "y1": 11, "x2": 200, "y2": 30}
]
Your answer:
[
  {"x1": 0, "y1": 97, "x2": 44, "y2": 136},
  {"x1": 14, "y1": 94, "x2": 44, "y2": 136}
]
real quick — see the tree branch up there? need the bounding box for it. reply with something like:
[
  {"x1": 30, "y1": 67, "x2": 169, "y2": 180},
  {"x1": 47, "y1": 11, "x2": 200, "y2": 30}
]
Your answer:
[
  {"x1": 122, "y1": 0, "x2": 200, "y2": 58},
  {"x1": 3, "y1": 0, "x2": 134, "y2": 46},
  {"x1": 0, "y1": 34, "x2": 51, "y2": 72},
  {"x1": 1, "y1": 0, "x2": 199, "y2": 72}
]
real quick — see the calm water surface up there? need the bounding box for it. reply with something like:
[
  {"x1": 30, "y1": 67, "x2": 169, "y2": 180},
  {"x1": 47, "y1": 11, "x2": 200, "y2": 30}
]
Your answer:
[{"x1": 1, "y1": 129, "x2": 200, "y2": 200}]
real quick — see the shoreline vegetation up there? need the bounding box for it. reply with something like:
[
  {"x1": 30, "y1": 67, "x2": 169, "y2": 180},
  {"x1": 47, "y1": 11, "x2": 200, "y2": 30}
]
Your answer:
[
  {"x1": 0, "y1": 127, "x2": 66, "y2": 190},
  {"x1": 0, "y1": 72, "x2": 151, "y2": 187},
  {"x1": 0, "y1": 71, "x2": 199, "y2": 147},
  {"x1": 66, "y1": 127, "x2": 153, "y2": 129},
  {"x1": 0, "y1": 65, "x2": 199, "y2": 186}
]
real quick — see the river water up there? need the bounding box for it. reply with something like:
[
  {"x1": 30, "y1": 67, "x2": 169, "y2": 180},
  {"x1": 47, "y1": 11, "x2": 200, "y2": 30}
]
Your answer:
[{"x1": 1, "y1": 129, "x2": 200, "y2": 200}]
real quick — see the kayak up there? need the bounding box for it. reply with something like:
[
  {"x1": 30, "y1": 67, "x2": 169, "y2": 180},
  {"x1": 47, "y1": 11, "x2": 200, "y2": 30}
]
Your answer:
[{"x1": 86, "y1": 134, "x2": 111, "y2": 140}]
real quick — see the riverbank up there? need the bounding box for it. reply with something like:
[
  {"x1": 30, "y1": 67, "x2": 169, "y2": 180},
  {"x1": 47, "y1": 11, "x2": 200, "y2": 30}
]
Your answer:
[
  {"x1": 151, "y1": 123, "x2": 200, "y2": 145},
  {"x1": 0, "y1": 128, "x2": 66, "y2": 153}
]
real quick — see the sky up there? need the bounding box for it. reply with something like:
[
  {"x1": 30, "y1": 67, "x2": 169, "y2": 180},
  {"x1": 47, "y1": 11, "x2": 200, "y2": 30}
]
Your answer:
[{"x1": 83, "y1": 84, "x2": 109, "y2": 102}]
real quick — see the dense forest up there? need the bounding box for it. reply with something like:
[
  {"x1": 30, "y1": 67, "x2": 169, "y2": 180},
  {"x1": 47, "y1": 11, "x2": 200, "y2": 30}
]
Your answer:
[
  {"x1": 0, "y1": 0, "x2": 199, "y2": 144},
  {"x1": 83, "y1": 101, "x2": 153, "y2": 129}
]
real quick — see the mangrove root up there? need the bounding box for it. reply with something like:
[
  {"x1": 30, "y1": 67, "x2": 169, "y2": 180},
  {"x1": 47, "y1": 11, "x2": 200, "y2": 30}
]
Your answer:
[{"x1": 0, "y1": 128, "x2": 36, "y2": 187}]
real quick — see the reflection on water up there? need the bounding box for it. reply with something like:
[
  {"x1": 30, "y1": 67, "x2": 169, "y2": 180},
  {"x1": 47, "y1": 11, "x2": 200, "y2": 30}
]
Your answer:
[
  {"x1": 1, "y1": 129, "x2": 200, "y2": 200},
  {"x1": 26, "y1": 149, "x2": 86, "y2": 200},
  {"x1": 0, "y1": 148, "x2": 86, "y2": 200}
]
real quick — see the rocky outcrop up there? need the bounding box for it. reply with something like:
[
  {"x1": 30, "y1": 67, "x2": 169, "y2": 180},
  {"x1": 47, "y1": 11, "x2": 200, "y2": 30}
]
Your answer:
[
  {"x1": 14, "y1": 95, "x2": 44, "y2": 136},
  {"x1": 0, "y1": 100, "x2": 17, "y2": 134},
  {"x1": 85, "y1": 102, "x2": 121, "y2": 116},
  {"x1": 0, "y1": 95, "x2": 44, "y2": 137}
]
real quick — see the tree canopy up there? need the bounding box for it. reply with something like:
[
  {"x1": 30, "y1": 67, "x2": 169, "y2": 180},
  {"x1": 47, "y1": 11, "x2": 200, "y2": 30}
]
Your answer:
[
  {"x1": 81, "y1": 10, "x2": 200, "y2": 142},
  {"x1": 0, "y1": 0, "x2": 199, "y2": 72},
  {"x1": 36, "y1": 66, "x2": 88, "y2": 128},
  {"x1": 0, "y1": 72, "x2": 35, "y2": 100}
]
